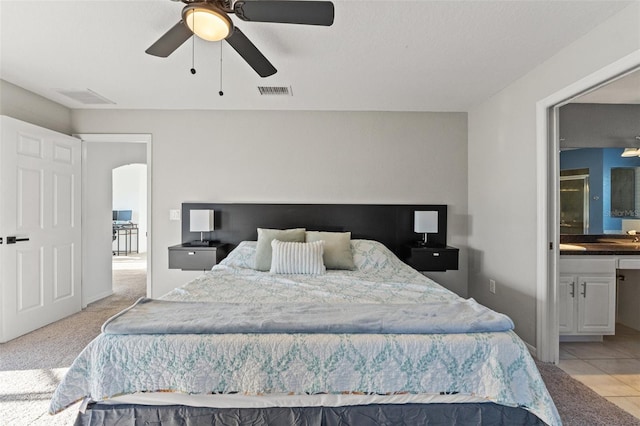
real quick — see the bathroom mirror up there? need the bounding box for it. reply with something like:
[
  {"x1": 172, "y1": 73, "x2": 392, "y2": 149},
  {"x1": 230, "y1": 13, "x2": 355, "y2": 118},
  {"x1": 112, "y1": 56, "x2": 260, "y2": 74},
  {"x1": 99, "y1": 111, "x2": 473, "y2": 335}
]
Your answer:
[
  {"x1": 611, "y1": 167, "x2": 640, "y2": 218},
  {"x1": 560, "y1": 148, "x2": 640, "y2": 234}
]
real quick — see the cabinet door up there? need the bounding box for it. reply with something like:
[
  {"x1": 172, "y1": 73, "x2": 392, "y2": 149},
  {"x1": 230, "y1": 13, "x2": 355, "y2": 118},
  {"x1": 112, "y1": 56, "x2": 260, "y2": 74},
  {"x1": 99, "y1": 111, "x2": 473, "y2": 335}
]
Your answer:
[
  {"x1": 577, "y1": 276, "x2": 616, "y2": 334},
  {"x1": 559, "y1": 275, "x2": 577, "y2": 334}
]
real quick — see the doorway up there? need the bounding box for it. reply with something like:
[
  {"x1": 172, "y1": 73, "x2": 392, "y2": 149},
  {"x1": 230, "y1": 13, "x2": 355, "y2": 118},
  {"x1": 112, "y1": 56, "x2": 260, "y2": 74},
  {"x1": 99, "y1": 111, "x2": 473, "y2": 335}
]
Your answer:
[
  {"x1": 537, "y1": 55, "x2": 640, "y2": 364},
  {"x1": 112, "y1": 163, "x2": 148, "y2": 297},
  {"x1": 77, "y1": 133, "x2": 152, "y2": 306}
]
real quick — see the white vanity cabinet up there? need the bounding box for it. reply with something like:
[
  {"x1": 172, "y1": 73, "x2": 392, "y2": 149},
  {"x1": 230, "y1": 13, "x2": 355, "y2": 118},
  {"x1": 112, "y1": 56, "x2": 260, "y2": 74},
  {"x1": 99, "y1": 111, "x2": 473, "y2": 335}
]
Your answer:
[{"x1": 559, "y1": 257, "x2": 616, "y2": 337}]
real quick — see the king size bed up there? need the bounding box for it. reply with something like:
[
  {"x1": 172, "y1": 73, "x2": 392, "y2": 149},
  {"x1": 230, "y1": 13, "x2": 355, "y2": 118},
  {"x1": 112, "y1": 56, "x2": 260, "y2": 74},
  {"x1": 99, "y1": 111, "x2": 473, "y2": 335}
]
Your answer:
[{"x1": 49, "y1": 204, "x2": 561, "y2": 425}]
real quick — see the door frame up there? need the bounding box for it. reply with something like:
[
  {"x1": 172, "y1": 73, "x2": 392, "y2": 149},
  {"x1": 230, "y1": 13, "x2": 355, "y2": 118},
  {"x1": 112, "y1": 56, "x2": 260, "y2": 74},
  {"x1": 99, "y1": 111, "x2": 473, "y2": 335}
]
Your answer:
[
  {"x1": 75, "y1": 133, "x2": 153, "y2": 300},
  {"x1": 536, "y1": 51, "x2": 640, "y2": 363}
]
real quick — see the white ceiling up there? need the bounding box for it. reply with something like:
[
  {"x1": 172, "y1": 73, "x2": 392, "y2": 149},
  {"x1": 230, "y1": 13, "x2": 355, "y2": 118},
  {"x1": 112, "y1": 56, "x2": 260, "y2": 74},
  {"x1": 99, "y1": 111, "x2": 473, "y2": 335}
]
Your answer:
[{"x1": 0, "y1": 0, "x2": 635, "y2": 112}]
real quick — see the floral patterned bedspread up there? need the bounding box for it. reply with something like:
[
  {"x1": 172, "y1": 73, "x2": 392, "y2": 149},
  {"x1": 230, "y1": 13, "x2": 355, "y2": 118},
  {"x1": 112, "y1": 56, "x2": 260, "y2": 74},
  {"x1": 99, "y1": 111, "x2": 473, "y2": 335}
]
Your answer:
[{"x1": 49, "y1": 240, "x2": 560, "y2": 426}]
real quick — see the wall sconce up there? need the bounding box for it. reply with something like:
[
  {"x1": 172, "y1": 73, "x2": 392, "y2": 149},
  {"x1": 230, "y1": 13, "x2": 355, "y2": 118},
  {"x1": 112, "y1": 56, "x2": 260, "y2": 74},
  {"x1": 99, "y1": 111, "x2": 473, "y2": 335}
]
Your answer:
[
  {"x1": 414, "y1": 211, "x2": 438, "y2": 246},
  {"x1": 190, "y1": 209, "x2": 215, "y2": 246}
]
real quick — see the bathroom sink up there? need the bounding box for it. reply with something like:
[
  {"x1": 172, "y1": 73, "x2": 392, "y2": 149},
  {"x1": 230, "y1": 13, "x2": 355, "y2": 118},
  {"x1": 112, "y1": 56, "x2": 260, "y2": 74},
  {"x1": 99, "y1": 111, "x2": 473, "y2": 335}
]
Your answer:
[{"x1": 559, "y1": 243, "x2": 587, "y2": 251}]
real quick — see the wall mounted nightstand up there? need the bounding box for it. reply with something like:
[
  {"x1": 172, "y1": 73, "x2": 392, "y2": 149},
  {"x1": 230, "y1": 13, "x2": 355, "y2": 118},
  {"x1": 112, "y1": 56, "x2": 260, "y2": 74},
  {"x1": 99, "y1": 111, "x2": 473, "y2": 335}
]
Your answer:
[
  {"x1": 405, "y1": 245, "x2": 459, "y2": 272},
  {"x1": 168, "y1": 242, "x2": 229, "y2": 271}
]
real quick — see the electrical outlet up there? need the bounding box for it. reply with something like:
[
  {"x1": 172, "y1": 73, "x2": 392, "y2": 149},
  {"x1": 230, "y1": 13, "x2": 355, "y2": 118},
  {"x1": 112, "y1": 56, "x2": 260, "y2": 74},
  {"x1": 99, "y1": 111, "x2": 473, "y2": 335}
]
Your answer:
[
  {"x1": 169, "y1": 209, "x2": 181, "y2": 221},
  {"x1": 489, "y1": 279, "x2": 496, "y2": 294}
]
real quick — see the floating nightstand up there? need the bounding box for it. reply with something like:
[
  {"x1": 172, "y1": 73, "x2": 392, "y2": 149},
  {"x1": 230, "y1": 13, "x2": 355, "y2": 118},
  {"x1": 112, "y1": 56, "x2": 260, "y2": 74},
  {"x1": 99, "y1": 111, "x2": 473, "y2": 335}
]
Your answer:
[
  {"x1": 405, "y1": 245, "x2": 459, "y2": 272},
  {"x1": 168, "y1": 242, "x2": 229, "y2": 271}
]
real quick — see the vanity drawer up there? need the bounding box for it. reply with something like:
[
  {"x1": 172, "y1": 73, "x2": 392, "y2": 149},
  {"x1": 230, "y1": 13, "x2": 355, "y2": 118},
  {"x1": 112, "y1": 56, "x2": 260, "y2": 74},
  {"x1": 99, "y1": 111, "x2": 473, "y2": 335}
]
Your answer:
[
  {"x1": 559, "y1": 257, "x2": 616, "y2": 274},
  {"x1": 618, "y1": 257, "x2": 640, "y2": 270}
]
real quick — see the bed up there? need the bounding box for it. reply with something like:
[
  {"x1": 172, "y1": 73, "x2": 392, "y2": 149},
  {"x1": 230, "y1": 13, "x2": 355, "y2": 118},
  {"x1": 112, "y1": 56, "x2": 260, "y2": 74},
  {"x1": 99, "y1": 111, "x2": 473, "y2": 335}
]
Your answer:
[{"x1": 49, "y1": 230, "x2": 561, "y2": 425}]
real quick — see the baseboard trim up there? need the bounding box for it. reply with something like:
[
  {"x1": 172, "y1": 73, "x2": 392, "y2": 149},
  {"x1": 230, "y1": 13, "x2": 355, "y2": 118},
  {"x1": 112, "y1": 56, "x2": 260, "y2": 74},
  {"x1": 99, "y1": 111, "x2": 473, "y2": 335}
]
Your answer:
[
  {"x1": 559, "y1": 335, "x2": 604, "y2": 343},
  {"x1": 83, "y1": 289, "x2": 114, "y2": 308}
]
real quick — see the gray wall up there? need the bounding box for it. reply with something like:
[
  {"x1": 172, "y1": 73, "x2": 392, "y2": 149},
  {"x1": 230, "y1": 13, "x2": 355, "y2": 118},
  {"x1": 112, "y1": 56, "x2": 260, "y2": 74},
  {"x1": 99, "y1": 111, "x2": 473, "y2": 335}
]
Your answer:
[
  {"x1": 0, "y1": 79, "x2": 72, "y2": 134},
  {"x1": 71, "y1": 110, "x2": 469, "y2": 298},
  {"x1": 467, "y1": 3, "x2": 640, "y2": 346}
]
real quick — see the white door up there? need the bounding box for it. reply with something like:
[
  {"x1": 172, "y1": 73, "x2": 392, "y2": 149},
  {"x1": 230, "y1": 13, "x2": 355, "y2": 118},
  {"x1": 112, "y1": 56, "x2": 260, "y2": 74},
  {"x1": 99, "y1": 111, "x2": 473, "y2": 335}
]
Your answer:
[{"x1": 0, "y1": 116, "x2": 82, "y2": 343}]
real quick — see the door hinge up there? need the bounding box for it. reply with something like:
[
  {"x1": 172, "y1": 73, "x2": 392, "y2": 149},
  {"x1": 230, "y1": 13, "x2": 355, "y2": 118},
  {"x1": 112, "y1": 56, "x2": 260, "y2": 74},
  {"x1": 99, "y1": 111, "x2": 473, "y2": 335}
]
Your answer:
[{"x1": 549, "y1": 242, "x2": 553, "y2": 250}]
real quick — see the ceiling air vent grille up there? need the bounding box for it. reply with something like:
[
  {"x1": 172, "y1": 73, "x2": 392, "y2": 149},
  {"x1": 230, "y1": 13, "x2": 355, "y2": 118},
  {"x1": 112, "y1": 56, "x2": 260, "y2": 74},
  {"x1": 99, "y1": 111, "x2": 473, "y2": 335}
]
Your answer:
[
  {"x1": 55, "y1": 89, "x2": 115, "y2": 105},
  {"x1": 257, "y1": 86, "x2": 291, "y2": 96}
]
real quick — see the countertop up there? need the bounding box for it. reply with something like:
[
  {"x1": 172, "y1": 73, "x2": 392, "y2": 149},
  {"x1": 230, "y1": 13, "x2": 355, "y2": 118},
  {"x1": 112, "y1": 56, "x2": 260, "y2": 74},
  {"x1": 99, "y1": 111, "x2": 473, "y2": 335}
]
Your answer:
[{"x1": 560, "y1": 235, "x2": 640, "y2": 255}]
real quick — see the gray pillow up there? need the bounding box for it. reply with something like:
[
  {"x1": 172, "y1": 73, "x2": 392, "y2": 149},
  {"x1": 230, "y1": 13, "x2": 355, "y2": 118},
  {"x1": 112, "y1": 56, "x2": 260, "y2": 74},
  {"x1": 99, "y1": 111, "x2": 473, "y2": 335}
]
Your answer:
[
  {"x1": 254, "y1": 228, "x2": 306, "y2": 271},
  {"x1": 305, "y1": 231, "x2": 355, "y2": 270}
]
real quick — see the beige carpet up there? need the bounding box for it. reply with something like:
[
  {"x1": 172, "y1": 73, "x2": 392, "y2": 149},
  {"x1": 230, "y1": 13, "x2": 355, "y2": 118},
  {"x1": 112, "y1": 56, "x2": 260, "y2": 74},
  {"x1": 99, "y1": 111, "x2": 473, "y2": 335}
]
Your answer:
[
  {"x1": 0, "y1": 255, "x2": 147, "y2": 425},
  {"x1": 1, "y1": 257, "x2": 638, "y2": 425}
]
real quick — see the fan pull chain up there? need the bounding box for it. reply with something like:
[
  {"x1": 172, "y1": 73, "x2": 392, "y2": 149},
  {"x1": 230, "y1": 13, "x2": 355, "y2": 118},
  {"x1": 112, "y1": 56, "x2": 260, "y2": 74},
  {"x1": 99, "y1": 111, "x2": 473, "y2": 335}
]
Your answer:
[
  {"x1": 219, "y1": 43, "x2": 224, "y2": 96},
  {"x1": 190, "y1": 14, "x2": 196, "y2": 75}
]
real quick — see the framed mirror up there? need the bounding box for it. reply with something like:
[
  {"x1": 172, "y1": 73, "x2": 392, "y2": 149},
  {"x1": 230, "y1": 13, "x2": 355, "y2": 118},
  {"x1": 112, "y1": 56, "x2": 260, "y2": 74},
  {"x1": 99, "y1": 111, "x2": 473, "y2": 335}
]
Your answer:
[{"x1": 611, "y1": 167, "x2": 640, "y2": 218}]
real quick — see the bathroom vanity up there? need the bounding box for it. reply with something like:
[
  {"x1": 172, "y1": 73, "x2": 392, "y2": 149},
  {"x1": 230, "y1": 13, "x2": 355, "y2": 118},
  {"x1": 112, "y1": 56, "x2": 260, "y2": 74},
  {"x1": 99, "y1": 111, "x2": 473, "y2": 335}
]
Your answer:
[{"x1": 560, "y1": 236, "x2": 640, "y2": 341}]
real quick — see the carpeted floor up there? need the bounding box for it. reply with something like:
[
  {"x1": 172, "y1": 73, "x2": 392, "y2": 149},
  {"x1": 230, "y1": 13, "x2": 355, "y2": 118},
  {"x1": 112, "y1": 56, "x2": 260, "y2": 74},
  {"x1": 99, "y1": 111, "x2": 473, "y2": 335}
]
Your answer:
[
  {"x1": 535, "y1": 359, "x2": 640, "y2": 425},
  {"x1": 1, "y1": 256, "x2": 639, "y2": 425},
  {"x1": 0, "y1": 255, "x2": 147, "y2": 425}
]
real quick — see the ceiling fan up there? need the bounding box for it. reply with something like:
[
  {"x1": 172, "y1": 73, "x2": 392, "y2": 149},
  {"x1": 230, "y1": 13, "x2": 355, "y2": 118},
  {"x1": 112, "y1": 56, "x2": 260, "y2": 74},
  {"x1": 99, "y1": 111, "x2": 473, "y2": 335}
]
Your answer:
[{"x1": 146, "y1": 0, "x2": 335, "y2": 77}]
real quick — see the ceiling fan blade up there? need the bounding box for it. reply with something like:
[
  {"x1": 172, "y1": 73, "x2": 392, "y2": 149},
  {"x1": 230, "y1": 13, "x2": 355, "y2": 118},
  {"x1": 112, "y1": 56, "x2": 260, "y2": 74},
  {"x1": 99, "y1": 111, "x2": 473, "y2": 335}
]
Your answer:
[
  {"x1": 145, "y1": 21, "x2": 193, "y2": 57},
  {"x1": 234, "y1": 1, "x2": 334, "y2": 26},
  {"x1": 225, "y1": 27, "x2": 277, "y2": 77}
]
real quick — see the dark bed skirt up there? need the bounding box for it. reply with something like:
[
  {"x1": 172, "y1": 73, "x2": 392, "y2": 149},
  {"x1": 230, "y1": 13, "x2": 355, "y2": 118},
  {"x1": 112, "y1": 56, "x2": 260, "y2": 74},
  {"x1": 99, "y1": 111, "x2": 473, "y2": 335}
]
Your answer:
[{"x1": 73, "y1": 402, "x2": 546, "y2": 425}]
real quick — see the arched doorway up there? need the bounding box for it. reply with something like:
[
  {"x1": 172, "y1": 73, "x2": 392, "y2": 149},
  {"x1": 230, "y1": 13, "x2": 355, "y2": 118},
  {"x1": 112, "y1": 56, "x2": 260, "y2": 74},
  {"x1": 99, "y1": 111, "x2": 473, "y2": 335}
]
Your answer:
[{"x1": 112, "y1": 163, "x2": 147, "y2": 297}]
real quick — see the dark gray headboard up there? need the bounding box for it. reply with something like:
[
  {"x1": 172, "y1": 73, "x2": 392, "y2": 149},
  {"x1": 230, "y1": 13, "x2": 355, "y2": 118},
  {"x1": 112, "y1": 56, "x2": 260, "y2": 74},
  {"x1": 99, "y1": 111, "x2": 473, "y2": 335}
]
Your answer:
[{"x1": 181, "y1": 203, "x2": 448, "y2": 254}]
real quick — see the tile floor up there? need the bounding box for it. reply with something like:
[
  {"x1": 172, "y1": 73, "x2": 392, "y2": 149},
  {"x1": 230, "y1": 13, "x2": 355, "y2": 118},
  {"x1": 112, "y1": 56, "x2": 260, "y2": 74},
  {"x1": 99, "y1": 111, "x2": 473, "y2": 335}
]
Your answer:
[{"x1": 559, "y1": 323, "x2": 640, "y2": 419}]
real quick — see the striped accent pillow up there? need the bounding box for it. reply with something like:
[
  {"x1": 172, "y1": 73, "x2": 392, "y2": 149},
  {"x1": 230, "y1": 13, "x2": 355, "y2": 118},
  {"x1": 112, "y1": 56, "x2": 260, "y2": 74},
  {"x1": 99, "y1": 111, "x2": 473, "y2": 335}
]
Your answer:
[{"x1": 270, "y1": 239, "x2": 326, "y2": 275}]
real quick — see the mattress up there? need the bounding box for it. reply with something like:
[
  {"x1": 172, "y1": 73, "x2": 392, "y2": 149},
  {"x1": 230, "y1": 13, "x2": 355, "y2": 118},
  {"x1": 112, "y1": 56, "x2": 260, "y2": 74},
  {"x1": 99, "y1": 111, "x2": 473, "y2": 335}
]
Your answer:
[{"x1": 49, "y1": 240, "x2": 561, "y2": 426}]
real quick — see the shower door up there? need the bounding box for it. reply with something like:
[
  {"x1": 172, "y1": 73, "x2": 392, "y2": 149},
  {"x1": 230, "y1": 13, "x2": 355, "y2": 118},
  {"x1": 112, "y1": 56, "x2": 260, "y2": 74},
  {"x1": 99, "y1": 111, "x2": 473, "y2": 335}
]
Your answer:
[{"x1": 560, "y1": 174, "x2": 589, "y2": 234}]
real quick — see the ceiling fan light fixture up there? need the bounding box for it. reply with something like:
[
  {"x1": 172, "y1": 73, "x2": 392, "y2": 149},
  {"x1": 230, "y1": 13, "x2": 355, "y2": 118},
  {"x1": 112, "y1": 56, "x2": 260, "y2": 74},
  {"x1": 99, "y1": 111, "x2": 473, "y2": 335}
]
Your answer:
[{"x1": 183, "y1": 4, "x2": 232, "y2": 42}]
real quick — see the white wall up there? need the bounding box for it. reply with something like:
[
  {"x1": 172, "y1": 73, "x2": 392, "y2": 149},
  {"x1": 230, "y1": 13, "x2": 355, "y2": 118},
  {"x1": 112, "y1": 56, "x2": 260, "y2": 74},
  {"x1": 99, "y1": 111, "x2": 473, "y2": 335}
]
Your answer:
[
  {"x1": 0, "y1": 79, "x2": 71, "y2": 135},
  {"x1": 71, "y1": 110, "x2": 468, "y2": 298},
  {"x1": 113, "y1": 164, "x2": 148, "y2": 253},
  {"x1": 82, "y1": 141, "x2": 147, "y2": 305},
  {"x1": 468, "y1": 4, "x2": 640, "y2": 346}
]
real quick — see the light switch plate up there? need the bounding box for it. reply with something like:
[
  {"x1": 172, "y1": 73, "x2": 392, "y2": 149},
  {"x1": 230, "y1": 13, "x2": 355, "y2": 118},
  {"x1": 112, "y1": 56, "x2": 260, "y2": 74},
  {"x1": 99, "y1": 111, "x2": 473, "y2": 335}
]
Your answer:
[{"x1": 169, "y1": 209, "x2": 181, "y2": 221}]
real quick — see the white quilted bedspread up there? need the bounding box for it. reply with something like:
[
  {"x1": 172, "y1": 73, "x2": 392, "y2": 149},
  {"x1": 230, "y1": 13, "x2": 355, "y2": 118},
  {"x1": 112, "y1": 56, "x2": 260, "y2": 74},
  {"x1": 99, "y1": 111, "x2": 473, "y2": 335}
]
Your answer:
[{"x1": 49, "y1": 240, "x2": 560, "y2": 426}]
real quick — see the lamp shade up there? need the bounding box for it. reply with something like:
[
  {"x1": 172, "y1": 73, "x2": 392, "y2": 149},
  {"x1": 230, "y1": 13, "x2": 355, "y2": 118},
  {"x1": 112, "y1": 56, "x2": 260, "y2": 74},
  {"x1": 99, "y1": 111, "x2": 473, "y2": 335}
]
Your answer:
[
  {"x1": 414, "y1": 211, "x2": 438, "y2": 233},
  {"x1": 190, "y1": 209, "x2": 215, "y2": 232}
]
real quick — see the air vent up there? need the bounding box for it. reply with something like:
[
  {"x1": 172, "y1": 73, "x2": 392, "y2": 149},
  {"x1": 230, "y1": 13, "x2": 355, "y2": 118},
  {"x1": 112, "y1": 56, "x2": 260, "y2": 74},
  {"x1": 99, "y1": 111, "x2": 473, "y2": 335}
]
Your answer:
[
  {"x1": 55, "y1": 89, "x2": 115, "y2": 105},
  {"x1": 257, "y1": 86, "x2": 292, "y2": 96}
]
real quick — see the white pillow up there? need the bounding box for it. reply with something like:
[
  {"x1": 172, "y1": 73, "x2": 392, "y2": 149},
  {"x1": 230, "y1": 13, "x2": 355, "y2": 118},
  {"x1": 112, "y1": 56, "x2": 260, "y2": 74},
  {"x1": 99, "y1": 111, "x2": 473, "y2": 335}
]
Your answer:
[{"x1": 270, "y1": 240, "x2": 326, "y2": 275}]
